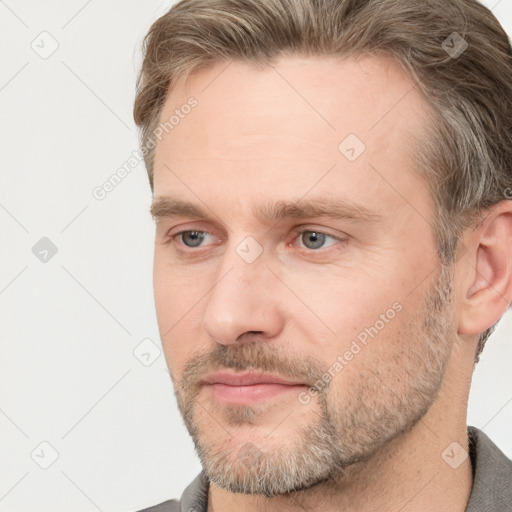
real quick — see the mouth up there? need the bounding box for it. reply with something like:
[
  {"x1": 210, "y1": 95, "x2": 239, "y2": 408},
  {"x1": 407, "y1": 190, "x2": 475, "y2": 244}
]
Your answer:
[{"x1": 202, "y1": 371, "x2": 308, "y2": 405}]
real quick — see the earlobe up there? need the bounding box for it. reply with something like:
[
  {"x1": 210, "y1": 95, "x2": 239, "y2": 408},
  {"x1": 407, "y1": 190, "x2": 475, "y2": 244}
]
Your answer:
[{"x1": 458, "y1": 202, "x2": 512, "y2": 336}]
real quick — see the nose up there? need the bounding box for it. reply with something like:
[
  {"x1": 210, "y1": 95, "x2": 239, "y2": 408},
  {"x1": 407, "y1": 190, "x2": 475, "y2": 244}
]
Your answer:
[{"x1": 201, "y1": 244, "x2": 284, "y2": 345}]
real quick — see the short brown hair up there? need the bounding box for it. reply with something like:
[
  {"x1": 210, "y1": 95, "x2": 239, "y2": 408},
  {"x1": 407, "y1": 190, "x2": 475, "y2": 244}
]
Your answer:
[{"x1": 133, "y1": 0, "x2": 512, "y2": 364}]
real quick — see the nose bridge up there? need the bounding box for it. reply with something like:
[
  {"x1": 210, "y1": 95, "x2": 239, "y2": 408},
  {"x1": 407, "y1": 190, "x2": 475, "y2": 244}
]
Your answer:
[{"x1": 201, "y1": 238, "x2": 282, "y2": 343}]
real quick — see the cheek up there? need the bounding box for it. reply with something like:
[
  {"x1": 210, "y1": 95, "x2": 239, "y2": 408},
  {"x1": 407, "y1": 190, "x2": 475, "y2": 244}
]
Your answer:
[
  {"x1": 153, "y1": 265, "x2": 174, "y2": 331},
  {"x1": 153, "y1": 253, "x2": 194, "y2": 327},
  {"x1": 319, "y1": 312, "x2": 410, "y2": 406},
  {"x1": 159, "y1": 312, "x2": 203, "y2": 381},
  {"x1": 153, "y1": 261, "x2": 201, "y2": 375},
  {"x1": 284, "y1": 270, "x2": 415, "y2": 385},
  {"x1": 288, "y1": 272, "x2": 401, "y2": 339}
]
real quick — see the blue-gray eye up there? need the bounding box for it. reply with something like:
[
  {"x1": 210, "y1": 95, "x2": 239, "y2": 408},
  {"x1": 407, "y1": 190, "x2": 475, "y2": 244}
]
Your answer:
[
  {"x1": 181, "y1": 231, "x2": 205, "y2": 247},
  {"x1": 301, "y1": 231, "x2": 328, "y2": 250}
]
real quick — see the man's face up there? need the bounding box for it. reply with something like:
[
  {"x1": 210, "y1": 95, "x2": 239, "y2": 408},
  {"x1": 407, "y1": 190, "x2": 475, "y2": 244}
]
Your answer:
[{"x1": 151, "y1": 55, "x2": 457, "y2": 496}]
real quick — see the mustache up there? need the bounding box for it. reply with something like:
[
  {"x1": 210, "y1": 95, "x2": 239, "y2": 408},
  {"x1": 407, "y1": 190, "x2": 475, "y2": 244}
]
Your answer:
[{"x1": 177, "y1": 341, "x2": 324, "y2": 392}]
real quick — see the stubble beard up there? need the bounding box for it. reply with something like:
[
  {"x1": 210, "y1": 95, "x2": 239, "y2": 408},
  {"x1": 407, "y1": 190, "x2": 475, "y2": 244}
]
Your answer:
[{"x1": 172, "y1": 263, "x2": 455, "y2": 497}]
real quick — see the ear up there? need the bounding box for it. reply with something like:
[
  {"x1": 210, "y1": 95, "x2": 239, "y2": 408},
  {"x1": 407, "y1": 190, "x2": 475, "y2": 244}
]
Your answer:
[{"x1": 457, "y1": 201, "x2": 512, "y2": 336}]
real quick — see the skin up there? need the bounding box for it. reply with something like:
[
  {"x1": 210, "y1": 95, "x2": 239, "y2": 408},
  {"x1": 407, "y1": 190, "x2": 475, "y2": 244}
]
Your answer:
[{"x1": 151, "y1": 55, "x2": 512, "y2": 512}]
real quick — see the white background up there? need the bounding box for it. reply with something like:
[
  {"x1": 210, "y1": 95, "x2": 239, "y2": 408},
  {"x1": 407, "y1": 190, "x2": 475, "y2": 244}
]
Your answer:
[{"x1": 0, "y1": 1, "x2": 511, "y2": 510}]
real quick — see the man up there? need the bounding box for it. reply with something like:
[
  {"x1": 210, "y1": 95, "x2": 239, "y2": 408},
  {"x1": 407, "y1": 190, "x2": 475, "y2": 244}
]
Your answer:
[{"x1": 133, "y1": 0, "x2": 512, "y2": 510}]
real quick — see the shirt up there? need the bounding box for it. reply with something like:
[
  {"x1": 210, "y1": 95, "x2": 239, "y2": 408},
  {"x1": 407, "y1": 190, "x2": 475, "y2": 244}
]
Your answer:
[{"x1": 137, "y1": 426, "x2": 512, "y2": 511}]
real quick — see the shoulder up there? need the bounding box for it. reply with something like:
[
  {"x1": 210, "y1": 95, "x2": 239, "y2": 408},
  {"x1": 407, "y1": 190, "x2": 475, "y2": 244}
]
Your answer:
[
  {"x1": 134, "y1": 470, "x2": 209, "y2": 512},
  {"x1": 466, "y1": 425, "x2": 512, "y2": 511}
]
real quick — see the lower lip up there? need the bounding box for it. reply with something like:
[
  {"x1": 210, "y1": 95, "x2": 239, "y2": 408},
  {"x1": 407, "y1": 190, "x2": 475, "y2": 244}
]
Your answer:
[{"x1": 205, "y1": 383, "x2": 307, "y2": 404}]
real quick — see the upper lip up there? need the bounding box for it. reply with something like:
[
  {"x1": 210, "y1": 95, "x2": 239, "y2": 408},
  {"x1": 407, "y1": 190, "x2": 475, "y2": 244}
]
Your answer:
[{"x1": 202, "y1": 371, "x2": 304, "y2": 386}]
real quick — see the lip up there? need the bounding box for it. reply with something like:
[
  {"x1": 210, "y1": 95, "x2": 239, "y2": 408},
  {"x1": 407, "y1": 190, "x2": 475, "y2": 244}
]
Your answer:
[
  {"x1": 202, "y1": 371, "x2": 307, "y2": 405},
  {"x1": 202, "y1": 371, "x2": 304, "y2": 386}
]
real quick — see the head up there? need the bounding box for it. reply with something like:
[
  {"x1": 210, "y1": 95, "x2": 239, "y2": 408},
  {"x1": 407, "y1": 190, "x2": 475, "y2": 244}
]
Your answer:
[{"x1": 134, "y1": 0, "x2": 512, "y2": 498}]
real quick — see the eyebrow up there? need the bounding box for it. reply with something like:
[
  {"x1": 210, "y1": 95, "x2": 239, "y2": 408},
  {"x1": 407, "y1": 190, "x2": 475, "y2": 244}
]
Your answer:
[{"x1": 150, "y1": 195, "x2": 381, "y2": 226}]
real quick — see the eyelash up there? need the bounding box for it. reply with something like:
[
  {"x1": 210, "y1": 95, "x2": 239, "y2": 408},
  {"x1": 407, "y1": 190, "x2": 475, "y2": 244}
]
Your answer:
[{"x1": 164, "y1": 227, "x2": 346, "y2": 255}]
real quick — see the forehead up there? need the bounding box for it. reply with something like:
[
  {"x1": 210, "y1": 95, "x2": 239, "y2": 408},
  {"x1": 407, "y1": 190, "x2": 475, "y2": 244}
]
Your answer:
[
  {"x1": 153, "y1": 54, "x2": 433, "y2": 223},
  {"x1": 157, "y1": 54, "x2": 428, "y2": 152}
]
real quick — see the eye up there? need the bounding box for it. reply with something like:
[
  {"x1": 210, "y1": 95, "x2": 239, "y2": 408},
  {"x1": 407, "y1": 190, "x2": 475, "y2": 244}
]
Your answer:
[
  {"x1": 174, "y1": 230, "x2": 215, "y2": 248},
  {"x1": 295, "y1": 230, "x2": 340, "y2": 251},
  {"x1": 166, "y1": 228, "x2": 344, "y2": 254}
]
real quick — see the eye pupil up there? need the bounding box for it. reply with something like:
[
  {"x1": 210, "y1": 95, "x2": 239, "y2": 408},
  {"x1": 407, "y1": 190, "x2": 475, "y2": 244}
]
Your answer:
[{"x1": 302, "y1": 231, "x2": 326, "y2": 250}]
